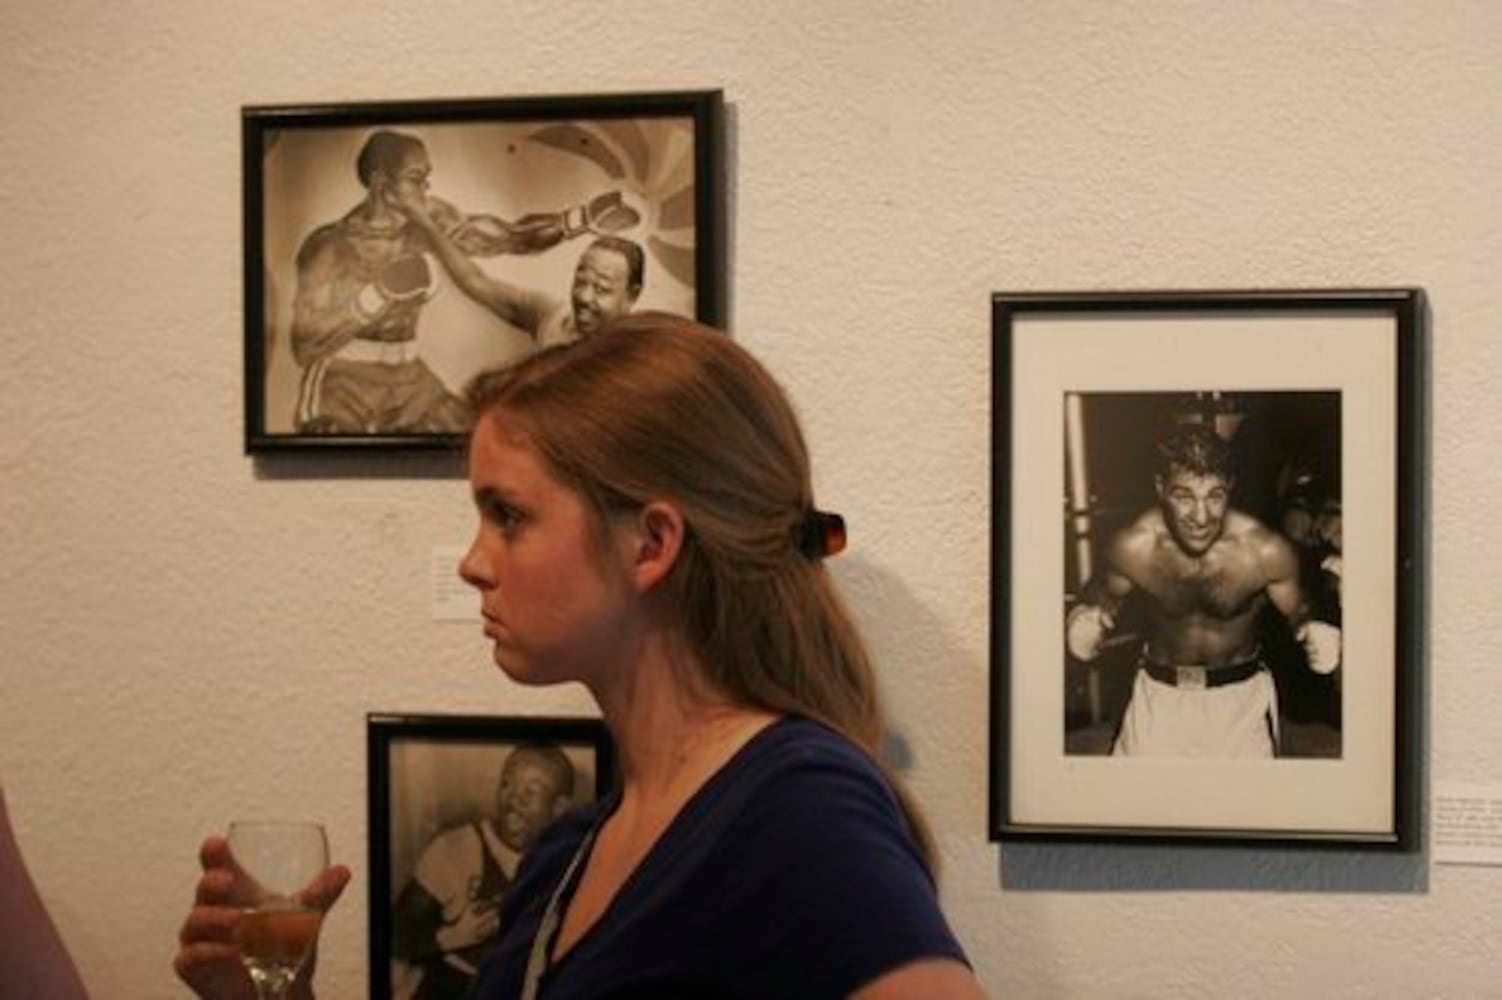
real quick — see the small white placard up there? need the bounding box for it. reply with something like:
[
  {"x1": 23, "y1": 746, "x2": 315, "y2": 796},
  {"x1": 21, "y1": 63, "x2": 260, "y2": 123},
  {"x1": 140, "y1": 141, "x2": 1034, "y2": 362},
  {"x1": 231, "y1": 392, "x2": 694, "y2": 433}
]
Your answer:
[
  {"x1": 431, "y1": 545, "x2": 479, "y2": 622},
  {"x1": 1433, "y1": 782, "x2": 1502, "y2": 866}
]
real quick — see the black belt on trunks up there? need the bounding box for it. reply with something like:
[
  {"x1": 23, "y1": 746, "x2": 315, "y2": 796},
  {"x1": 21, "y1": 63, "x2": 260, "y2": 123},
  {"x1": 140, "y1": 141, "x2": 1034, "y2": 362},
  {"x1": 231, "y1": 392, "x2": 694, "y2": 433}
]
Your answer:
[{"x1": 1139, "y1": 652, "x2": 1265, "y2": 690}]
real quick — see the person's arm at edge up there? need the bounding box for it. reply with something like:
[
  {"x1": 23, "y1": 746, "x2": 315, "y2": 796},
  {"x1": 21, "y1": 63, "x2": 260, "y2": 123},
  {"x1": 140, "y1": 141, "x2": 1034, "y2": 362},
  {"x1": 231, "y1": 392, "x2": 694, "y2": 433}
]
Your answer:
[{"x1": 0, "y1": 784, "x2": 88, "y2": 999}]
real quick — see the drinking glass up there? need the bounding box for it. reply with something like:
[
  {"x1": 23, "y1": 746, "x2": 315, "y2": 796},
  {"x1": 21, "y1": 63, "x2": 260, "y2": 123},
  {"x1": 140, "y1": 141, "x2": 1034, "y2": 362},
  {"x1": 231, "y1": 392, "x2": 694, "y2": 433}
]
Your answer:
[{"x1": 226, "y1": 821, "x2": 330, "y2": 1000}]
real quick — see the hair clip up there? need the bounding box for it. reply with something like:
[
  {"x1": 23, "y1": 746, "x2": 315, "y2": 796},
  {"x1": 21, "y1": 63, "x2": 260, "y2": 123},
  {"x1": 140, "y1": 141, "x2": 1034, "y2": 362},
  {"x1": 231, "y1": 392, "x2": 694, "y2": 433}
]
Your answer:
[{"x1": 797, "y1": 509, "x2": 847, "y2": 560}]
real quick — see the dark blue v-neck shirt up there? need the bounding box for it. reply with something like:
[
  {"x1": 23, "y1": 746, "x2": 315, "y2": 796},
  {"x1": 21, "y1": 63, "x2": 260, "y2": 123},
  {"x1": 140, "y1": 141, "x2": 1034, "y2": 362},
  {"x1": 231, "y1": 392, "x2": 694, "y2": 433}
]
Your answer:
[{"x1": 472, "y1": 717, "x2": 967, "y2": 999}]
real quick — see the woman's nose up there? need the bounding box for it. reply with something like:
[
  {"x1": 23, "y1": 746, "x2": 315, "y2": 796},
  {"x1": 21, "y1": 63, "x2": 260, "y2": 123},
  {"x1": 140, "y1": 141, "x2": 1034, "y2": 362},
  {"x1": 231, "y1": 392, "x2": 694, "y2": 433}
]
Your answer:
[{"x1": 458, "y1": 539, "x2": 491, "y2": 587}]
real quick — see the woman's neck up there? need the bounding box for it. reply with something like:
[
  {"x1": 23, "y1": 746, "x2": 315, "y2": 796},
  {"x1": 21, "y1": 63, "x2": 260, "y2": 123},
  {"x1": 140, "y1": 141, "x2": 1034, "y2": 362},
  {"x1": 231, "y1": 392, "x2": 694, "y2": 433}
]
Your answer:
[
  {"x1": 590, "y1": 636, "x2": 777, "y2": 804},
  {"x1": 547, "y1": 652, "x2": 780, "y2": 966}
]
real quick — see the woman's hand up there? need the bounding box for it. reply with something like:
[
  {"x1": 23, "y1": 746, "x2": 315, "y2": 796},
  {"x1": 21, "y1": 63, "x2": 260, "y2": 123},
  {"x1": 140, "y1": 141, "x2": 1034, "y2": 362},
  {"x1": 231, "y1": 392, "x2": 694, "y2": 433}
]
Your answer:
[{"x1": 173, "y1": 835, "x2": 350, "y2": 1000}]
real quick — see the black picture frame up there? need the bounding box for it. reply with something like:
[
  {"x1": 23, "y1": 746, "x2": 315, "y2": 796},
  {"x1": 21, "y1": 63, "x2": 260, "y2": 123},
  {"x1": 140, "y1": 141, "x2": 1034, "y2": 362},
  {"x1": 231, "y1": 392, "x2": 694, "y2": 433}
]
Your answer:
[
  {"x1": 990, "y1": 289, "x2": 1425, "y2": 849},
  {"x1": 367, "y1": 713, "x2": 616, "y2": 999},
  {"x1": 244, "y1": 90, "x2": 726, "y2": 452}
]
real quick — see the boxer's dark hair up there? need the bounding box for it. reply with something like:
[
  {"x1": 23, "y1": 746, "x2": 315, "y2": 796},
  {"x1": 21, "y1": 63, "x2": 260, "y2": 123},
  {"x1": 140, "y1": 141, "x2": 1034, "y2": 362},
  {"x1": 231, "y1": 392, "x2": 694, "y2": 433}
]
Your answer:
[
  {"x1": 356, "y1": 130, "x2": 425, "y2": 188},
  {"x1": 1155, "y1": 422, "x2": 1234, "y2": 482},
  {"x1": 585, "y1": 235, "x2": 646, "y2": 295}
]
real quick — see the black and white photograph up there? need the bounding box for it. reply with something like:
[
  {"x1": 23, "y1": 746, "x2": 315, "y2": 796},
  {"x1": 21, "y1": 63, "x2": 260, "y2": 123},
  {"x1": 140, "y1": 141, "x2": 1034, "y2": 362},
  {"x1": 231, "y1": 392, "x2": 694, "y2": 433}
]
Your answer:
[
  {"x1": 367, "y1": 714, "x2": 615, "y2": 1000},
  {"x1": 244, "y1": 91, "x2": 725, "y2": 451},
  {"x1": 990, "y1": 289, "x2": 1423, "y2": 847},
  {"x1": 1062, "y1": 389, "x2": 1343, "y2": 760}
]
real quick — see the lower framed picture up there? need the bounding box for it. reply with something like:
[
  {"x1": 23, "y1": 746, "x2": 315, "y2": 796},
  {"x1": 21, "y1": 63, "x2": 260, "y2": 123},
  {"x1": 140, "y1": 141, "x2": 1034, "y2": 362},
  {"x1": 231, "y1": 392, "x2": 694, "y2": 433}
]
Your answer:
[
  {"x1": 990, "y1": 288, "x2": 1425, "y2": 849},
  {"x1": 368, "y1": 713, "x2": 615, "y2": 999}
]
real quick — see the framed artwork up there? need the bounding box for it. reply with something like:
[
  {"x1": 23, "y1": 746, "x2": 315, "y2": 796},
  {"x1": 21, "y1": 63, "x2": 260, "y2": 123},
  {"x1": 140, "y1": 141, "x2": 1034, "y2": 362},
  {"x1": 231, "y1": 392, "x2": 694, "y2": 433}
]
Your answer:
[
  {"x1": 244, "y1": 90, "x2": 725, "y2": 452},
  {"x1": 367, "y1": 713, "x2": 616, "y2": 1000},
  {"x1": 990, "y1": 289, "x2": 1424, "y2": 848}
]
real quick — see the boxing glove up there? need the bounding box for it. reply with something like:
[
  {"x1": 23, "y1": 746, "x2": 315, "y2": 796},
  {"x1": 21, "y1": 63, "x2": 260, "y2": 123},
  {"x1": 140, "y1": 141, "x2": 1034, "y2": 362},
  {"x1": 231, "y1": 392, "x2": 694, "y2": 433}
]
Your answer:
[
  {"x1": 354, "y1": 254, "x2": 437, "y2": 318},
  {"x1": 564, "y1": 190, "x2": 641, "y2": 235},
  {"x1": 378, "y1": 253, "x2": 436, "y2": 300},
  {"x1": 1066, "y1": 604, "x2": 1115, "y2": 662},
  {"x1": 1297, "y1": 620, "x2": 1342, "y2": 674}
]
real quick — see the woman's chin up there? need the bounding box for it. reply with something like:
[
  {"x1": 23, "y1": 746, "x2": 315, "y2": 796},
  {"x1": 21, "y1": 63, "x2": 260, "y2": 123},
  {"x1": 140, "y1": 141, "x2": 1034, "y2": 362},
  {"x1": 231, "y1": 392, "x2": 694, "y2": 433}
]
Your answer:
[{"x1": 493, "y1": 653, "x2": 553, "y2": 687}]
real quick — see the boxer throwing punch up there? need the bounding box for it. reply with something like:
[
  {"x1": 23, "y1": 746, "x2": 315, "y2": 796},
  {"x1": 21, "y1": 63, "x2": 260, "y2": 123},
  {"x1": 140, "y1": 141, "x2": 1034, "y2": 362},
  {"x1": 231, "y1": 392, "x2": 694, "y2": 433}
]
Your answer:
[
  {"x1": 1066, "y1": 423, "x2": 1342, "y2": 757},
  {"x1": 393, "y1": 185, "x2": 645, "y2": 351},
  {"x1": 290, "y1": 129, "x2": 637, "y2": 435}
]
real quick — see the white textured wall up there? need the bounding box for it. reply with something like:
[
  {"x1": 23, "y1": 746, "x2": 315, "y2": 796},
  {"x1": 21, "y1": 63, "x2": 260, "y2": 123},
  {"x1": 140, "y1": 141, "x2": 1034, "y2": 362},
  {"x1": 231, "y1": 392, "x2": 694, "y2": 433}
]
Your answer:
[{"x1": 2, "y1": 1, "x2": 1499, "y2": 996}]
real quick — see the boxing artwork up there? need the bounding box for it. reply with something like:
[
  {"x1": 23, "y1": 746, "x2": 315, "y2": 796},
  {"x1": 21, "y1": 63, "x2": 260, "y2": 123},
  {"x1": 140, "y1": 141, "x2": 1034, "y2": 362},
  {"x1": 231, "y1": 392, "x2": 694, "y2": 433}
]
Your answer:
[
  {"x1": 368, "y1": 715, "x2": 615, "y2": 1000},
  {"x1": 244, "y1": 91, "x2": 724, "y2": 450},
  {"x1": 1061, "y1": 391, "x2": 1344, "y2": 760},
  {"x1": 990, "y1": 290, "x2": 1423, "y2": 847}
]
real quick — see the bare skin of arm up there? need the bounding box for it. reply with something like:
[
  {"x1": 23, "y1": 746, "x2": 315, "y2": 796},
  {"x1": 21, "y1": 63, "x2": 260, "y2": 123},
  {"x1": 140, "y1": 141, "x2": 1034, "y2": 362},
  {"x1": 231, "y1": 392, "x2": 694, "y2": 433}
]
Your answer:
[
  {"x1": 1081, "y1": 519, "x2": 1151, "y2": 616},
  {"x1": 1255, "y1": 521, "x2": 1310, "y2": 631},
  {"x1": 289, "y1": 226, "x2": 370, "y2": 366},
  {"x1": 393, "y1": 193, "x2": 547, "y2": 336},
  {"x1": 1064, "y1": 520, "x2": 1146, "y2": 661}
]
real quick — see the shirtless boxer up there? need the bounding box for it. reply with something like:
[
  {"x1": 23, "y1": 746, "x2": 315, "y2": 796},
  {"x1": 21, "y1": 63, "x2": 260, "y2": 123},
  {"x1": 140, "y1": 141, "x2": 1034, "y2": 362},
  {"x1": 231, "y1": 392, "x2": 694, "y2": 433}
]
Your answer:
[
  {"x1": 1066, "y1": 422, "x2": 1342, "y2": 757},
  {"x1": 290, "y1": 129, "x2": 636, "y2": 433}
]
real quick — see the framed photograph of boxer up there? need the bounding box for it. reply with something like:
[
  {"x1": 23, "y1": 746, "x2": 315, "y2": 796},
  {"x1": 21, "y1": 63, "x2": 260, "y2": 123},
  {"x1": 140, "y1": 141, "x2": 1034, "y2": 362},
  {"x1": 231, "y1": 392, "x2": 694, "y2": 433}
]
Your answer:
[
  {"x1": 989, "y1": 288, "x2": 1425, "y2": 849},
  {"x1": 368, "y1": 713, "x2": 616, "y2": 1000},
  {"x1": 243, "y1": 90, "x2": 726, "y2": 452}
]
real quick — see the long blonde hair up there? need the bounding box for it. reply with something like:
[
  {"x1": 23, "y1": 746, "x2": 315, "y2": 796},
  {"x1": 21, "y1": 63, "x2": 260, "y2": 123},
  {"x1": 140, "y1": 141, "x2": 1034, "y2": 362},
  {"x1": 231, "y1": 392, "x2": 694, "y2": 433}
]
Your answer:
[{"x1": 467, "y1": 312, "x2": 936, "y2": 870}]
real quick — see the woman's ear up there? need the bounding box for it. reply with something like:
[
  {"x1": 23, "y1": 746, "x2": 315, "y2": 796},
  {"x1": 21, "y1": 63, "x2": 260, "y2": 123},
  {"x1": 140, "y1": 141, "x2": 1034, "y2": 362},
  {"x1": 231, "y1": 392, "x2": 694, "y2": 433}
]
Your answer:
[{"x1": 623, "y1": 500, "x2": 685, "y2": 593}]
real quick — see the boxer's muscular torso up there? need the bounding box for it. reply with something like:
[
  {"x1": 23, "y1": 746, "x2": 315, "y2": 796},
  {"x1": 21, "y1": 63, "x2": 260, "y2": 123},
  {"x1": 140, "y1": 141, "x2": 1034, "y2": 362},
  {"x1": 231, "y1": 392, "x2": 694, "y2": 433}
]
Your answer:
[
  {"x1": 1105, "y1": 509, "x2": 1299, "y2": 667},
  {"x1": 291, "y1": 208, "x2": 426, "y2": 365}
]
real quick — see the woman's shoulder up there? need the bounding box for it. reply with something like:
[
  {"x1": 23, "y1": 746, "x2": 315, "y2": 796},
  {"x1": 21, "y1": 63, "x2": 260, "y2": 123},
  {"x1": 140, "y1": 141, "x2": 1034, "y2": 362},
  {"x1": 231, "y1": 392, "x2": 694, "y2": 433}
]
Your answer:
[
  {"x1": 698, "y1": 718, "x2": 965, "y2": 995},
  {"x1": 761, "y1": 715, "x2": 890, "y2": 770},
  {"x1": 714, "y1": 717, "x2": 909, "y2": 841},
  {"x1": 740, "y1": 715, "x2": 881, "y2": 771}
]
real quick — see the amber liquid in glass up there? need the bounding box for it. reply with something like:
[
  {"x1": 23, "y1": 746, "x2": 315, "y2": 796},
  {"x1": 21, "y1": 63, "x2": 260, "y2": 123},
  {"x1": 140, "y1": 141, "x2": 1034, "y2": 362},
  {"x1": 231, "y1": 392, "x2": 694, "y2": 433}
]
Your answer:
[{"x1": 239, "y1": 905, "x2": 323, "y2": 993}]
